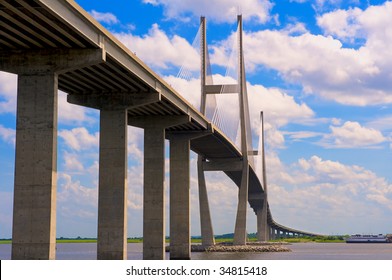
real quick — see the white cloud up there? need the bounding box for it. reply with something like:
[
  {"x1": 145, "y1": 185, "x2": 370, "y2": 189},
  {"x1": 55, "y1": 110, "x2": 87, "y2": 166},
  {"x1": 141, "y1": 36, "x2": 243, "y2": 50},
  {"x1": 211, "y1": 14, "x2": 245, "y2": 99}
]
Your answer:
[
  {"x1": 57, "y1": 173, "x2": 98, "y2": 222},
  {"x1": 127, "y1": 127, "x2": 144, "y2": 162},
  {"x1": 63, "y1": 152, "x2": 85, "y2": 172},
  {"x1": 0, "y1": 72, "x2": 17, "y2": 114},
  {"x1": 317, "y1": 2, "x2": 392, "y2": 44},
  {"x1": 248, "y1": 84, "x2": 315, "y2": 129},
  {"x1": 89, "y1": 10, "x2": 119, "y2": 25},
  {"x1": 58, "y1": 127, "x2": 99, "y2": 151},
  {"x1": 143, "y1": 0, "x2": 274, "y2": 23},
  {"x1": 114, "y1": 24, "x2": 199, "y2": 71},
  {"x1": 231, "y1": 29, "x2": 389, "y2": 105},
  {"x1": 320, "y1": 121, "x2": 387, "y2": 148},
  {"x1": 267, "y1": 155, "x2": 392, "y2": 233},
  {"x1": 0, "y1": 125, "x2": 15, "y2": 146},
  {"x1": 317, "y1": 7, "x2": 364, "y2": 40},
  {"x1": 163, "y1": 76, "x2": 201, "y2": 110}
]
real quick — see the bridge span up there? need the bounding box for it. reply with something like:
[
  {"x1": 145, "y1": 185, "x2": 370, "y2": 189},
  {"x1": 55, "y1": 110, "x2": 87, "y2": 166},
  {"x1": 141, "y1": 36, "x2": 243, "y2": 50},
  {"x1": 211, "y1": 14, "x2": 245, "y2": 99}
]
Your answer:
[{"x1": 0, "y1": 0, "x2": 319, "y2": 260}]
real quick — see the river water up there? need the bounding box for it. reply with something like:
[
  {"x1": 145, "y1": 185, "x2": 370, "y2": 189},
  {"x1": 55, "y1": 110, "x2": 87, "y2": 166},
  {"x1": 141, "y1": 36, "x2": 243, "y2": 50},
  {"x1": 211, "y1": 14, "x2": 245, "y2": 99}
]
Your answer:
[
  {"x1": 0, "y1": 243, "x2": 392, "y2": 260},
  {"x1": 1, "y1": 242, "x2": 392, "y2": 260}
]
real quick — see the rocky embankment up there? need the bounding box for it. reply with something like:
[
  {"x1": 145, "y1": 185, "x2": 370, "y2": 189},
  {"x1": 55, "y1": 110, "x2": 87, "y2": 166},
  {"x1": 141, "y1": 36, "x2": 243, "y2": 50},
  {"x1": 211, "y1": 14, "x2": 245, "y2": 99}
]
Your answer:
[{"x1": 191, "y1": 242, "x2": 291, "y2": 253}]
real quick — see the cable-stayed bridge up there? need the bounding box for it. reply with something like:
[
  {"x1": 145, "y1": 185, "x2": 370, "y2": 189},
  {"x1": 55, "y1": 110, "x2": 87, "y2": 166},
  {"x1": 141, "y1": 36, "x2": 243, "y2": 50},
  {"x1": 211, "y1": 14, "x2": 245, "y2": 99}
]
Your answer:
[{"x1": 0, "y1": 0, "x2": 319, "y2": 260}]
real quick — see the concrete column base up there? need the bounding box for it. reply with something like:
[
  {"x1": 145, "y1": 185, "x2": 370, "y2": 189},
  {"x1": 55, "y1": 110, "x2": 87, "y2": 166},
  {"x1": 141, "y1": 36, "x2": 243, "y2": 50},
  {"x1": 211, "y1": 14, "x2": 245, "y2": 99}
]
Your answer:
[
  {"x1": 97, "y1": 109, "x2": 128, "y2": 260},
  {"x1": 12, "y1": 73, "x2": 58, "y2": 260}
]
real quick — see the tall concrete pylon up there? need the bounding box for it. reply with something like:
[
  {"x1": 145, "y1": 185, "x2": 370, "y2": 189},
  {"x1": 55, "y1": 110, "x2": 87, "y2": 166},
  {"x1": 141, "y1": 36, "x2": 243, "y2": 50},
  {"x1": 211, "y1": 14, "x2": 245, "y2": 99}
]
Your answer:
[
  {"x1": 198, "y1": 16, "x2": 216, "y2": 247},
  {"x1": 198, "y1": 15, "x2": 256, "y2": 246},
  {"x1": 233, "y1": 15, "x2": 252, "y2": 245}
]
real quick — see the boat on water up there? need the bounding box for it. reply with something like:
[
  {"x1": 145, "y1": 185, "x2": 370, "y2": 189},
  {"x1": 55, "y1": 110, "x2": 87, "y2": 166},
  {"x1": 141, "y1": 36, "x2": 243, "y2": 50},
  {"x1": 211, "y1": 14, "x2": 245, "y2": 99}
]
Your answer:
[{"x1": 346, "y1": 234, "x2": 389, "y2": 243}]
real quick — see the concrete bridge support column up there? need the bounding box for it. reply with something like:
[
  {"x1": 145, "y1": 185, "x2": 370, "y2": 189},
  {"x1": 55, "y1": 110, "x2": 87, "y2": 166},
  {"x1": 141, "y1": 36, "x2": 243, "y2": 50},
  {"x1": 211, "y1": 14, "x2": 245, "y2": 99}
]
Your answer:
[
  {"x1": 97, "y1": 110, "x2": 128, "y2": 260},
  {"x1": 12, "y1": 73, "x2": 58, "y2": 260},
  {"x1": 234, "y1": 163, "x2": 249, "y2": 245},
  {"x1": 256, "y1": 197, "x2": 268, "y2": 241},
  {"x1": 197, "y1": 157, "x2": 215, "y2": 246},
  {"x1": 170, "y1": 136, "x2": 191, "y2": 260},
  {"x1": 143, "y1": 127, "x2": 166, "y2": 260}
]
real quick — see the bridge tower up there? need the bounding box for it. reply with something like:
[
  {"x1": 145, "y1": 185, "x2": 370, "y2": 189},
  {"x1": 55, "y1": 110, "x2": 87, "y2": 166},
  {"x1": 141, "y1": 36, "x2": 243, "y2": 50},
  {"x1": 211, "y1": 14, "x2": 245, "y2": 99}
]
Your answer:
[{"x1": 198, "y1": 15, "x2": 268, "y2": 245}]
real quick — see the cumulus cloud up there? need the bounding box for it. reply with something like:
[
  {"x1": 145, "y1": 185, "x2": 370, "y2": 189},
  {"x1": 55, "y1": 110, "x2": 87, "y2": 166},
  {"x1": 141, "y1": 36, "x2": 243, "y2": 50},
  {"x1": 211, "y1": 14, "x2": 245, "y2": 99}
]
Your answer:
[
  {"x1": 0, "y1": 125, "x2": 15, "y2": 146},
  {"x1": 320, "y1": 121, "x2": 388, "y2": 148},
  {"x1": 142, "y1": 0, "x2": 274, "y2": 23},
  {"x1": 57, "y1": 172, "x2": 98, "y2": 235},
  {"x1": 0, "y1": 72, "x2": 17, "y2": 114},
  {"x1": 89, "y1": 10, "x2": 119, "y2": 25},
  {"x1": 317, "y1": 7, "x2": 364, "y2": 41},
  {"x1": 207, "y1": 2, "x2": 392, "y2": 106},
  {"x1": 114, "y1": 24, "x2": 199, "y2": 71},
  {"x1": 63, "y1": 152, "x2": 85, "y2": 172},
  {"x1": 267, "y1": 155, "x2": 392, "y2": 233},
  {"x1": 163, "y1": 76, "x2": 201, "y2": 109},
  {"x1": 58, "y1": 127, "x2": 99, "y2": 151}
]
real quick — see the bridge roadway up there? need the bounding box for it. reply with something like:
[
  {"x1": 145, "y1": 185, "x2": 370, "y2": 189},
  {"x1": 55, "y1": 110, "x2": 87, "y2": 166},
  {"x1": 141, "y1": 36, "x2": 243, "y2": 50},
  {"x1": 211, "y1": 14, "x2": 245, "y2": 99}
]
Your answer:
[{"x1": 0, "y1": 0, "x2": 317, "y2": 260}]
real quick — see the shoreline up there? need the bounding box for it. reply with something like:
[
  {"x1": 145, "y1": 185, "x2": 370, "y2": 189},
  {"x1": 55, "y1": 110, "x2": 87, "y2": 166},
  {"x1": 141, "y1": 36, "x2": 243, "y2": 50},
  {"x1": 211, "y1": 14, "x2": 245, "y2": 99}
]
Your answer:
[{"x1": 190, "y1": 242, "x2": 292, "y2": 253}]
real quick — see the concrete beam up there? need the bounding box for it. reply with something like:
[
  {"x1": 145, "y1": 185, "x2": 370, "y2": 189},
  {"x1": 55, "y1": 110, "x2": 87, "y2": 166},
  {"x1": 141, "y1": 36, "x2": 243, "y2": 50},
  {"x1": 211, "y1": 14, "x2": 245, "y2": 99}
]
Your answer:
[
  {"x1": 204, "y1": 84, "x2": 239, "y2": 94},
  {"x1": 67, "y1": 91, "x2": 161, "y2": 110},
  {"x1": 202, "y1": 158, "x2": 243, "y2": 172},
  {"x1": 97, "y1": 109, "x2": 128, "y2": 260},
  {"x1": 129, "y1": 115, "x2": 190, "y2": 129},
  {"x1": 166, "y1": 124, "x2": 213, "y2": 141},
  {"x1": 0, "y1": 49, "x2": 105, "y2": 74},
  {"x1": 169, "y1": 136, "x2": 191, "y2": 260},
  {"x1": 12, "y1": 73, "x2": 58, "y2": 260}
]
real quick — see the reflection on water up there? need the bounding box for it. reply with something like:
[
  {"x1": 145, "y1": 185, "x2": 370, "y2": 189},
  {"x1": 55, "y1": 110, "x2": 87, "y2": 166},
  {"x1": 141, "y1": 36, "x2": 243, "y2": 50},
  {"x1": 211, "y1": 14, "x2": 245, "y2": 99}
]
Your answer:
[{"x1": 1, "y1": 242, "x2": 392, "y2": 260}]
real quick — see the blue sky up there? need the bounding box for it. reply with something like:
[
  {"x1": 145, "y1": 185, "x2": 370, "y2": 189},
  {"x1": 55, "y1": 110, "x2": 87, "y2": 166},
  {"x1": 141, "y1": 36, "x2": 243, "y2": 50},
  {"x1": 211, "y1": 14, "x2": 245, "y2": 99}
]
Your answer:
[{"x1": 1, "y1": 0, "x2": 392, "y2": 238}]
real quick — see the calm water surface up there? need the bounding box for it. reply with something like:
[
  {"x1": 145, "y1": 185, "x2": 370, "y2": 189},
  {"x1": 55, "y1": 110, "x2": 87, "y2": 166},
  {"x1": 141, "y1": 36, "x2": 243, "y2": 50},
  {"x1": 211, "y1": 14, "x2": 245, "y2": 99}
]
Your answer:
[{"x1": 1, "y1": 243, "x2": 392, "y2": 260}]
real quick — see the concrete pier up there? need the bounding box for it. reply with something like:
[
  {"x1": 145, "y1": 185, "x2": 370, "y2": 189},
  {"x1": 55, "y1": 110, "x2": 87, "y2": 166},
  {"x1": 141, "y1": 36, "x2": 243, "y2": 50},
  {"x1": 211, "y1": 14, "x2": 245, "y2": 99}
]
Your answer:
[
  {"x1": 169, "y1": 136, "x2": 191, "y2": 260},
  {"x1": 97, "y1": 110, "x2": 128, "y2": 260},
  {"x1": 256, "y1": 197, "x2": 269, "y2": 241},
  {"x1": 12, "y1": 73, "x2": 58, "y2": 260},
  {"x1": 129, "y1": 115, "x2": 190, "y2": 260},
  {"x1": 143, "y1": 126, "x2": 166, "y2": 260}
]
